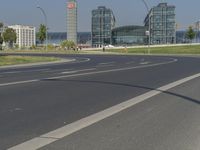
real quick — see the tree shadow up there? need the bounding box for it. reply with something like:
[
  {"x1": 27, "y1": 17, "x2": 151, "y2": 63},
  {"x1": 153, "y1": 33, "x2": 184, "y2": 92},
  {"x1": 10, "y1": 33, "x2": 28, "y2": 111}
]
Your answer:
[{"x1": 42, "y1": 78, "x2": 200, "y2": 105}]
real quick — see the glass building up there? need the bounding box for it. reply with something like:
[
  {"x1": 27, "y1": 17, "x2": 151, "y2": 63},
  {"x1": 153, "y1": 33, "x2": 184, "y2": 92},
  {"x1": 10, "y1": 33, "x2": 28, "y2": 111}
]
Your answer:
[
  {"x1": 67, "y1": 0, "x2": 77, "y2": 44},
  {"x1": 112, "y1": 26, "x2": 147, "y2": 46},
  {"x1": 47, "y1": 32, "x2": 91, "y2": 44},
  {"x1": 144, "y1": 3, "x2": 176, "y2": 44},
  {"x1": 92, "y1": 6, "x2": 116, "y2": 47}
]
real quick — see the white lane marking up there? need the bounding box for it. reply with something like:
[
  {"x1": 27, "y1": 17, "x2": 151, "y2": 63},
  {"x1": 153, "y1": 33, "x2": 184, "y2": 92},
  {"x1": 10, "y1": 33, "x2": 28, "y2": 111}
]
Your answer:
[
  {"x1": 8, "y1": 72, "x2": 200, "y2": 150},
  {"x1": 42, "y1": 69, "x2": 74, "y2": 73},
  {"x1": 0, "y1": 79, "x2": 39, "y2": 87},
  {"x1": 61, "y1": 68, "x2": 96, "y2": 74},
  {"x1": 98, "y1": 62, "x2": 115, "y2": 65},
  {"x1": 0, "y1": 59, "x2": 177, "y2": 87},
  {"x1": 140, "y1": 62, "x2": 150, "y2": 65},
  {"x1": 9, "y1": 108, "x2": 23, "y2": 113},
  {"x1": 61, "y1": 71, "x2": 78, "y2": 74},
  {"x1": 70, "y1": 58, "x2": 90, "y2": 64},
  {"x1": 61, "y1": 68, "x2": 97, "y2": 74},
  {"x1": 1, "y1": 71, "x2": 21, "y2": 74},
  {"x1": 46, "y1": 59, "x2": 177, "y2": 80},
  {"x1": 0, "y1": 69, "x2": 50, "y2": 74}
]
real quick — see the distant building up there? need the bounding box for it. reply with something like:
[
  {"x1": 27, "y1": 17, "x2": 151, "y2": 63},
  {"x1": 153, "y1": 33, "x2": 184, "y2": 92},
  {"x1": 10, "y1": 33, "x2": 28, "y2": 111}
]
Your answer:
[
  {"x1": 48, "y1": 32, "x2": 91, "y2": 45},
  {"x1": 92, "y1": 6, "x2": 116, "y2": 47},
  {"x1": 8, "y1": 25, "x2": 36, "y2": 48},
  {"x1": 144, "y1": 3, "x2": 176, "y2": 44},
  {"x1": 67, "y1": 0, "x2": 77, "y2": 44},
  {"x1": 112, "y1": 25, "x2": 147, "y2": 46}
]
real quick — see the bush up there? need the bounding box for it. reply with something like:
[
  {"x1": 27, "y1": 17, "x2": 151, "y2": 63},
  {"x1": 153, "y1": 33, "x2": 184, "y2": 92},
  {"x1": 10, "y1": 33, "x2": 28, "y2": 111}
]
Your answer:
[
  {"x1": 60, "y1": 40, "x2": 75, "y2": 50},
  {"x1": 47, "y1": 44, "x2": 55, "y2": 50},
  {"x1": 30, "y1": 45, "x2": 37, "y2": 50}
]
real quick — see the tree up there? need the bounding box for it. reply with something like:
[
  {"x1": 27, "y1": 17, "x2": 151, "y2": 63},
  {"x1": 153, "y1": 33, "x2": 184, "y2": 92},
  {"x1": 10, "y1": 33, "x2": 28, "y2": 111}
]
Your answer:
[
  {"x1": 60, "y1": 40, "x2": 75, "y2": 50},
  {"x1": 186, "y1": 26, "x2": 195, "y2": 43},
  {"x1": 37, "y1": 24, "x2": 47, "y2": 44},
  {"x1": 2, "y1": 28, "x2": 17, "y2": 48}
]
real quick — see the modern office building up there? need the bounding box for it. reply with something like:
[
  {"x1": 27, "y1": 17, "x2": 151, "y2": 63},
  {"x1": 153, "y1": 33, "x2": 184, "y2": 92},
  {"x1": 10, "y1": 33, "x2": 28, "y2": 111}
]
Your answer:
[
  {"x1": 67, "y1": 0, "x2": 77, "y2": 44},
  {"x1": 144, "y1": 3, "x2": 176, "y2": 44},
  {"x1": 8, "y1": 25, "x2": 36, "y2": 48},
  {"x1": 112, "y1": 25, "x2": 147, "y2": 45},
  {"x1": 92, "y1": 6, "x2": 116, "y2": 47}
]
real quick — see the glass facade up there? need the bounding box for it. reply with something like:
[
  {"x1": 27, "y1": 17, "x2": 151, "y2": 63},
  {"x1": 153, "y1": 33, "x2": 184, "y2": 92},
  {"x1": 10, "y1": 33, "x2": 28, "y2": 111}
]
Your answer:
[
  {"x1": 92, "y1": 6, "x2": 116, "y2": 47},
  {"x1": 47, "y1": 32, "x2": 91, "y2": 44},
  {"x1": 112, "y1": 26, "x2": 147, "y2": 45},
  {"x1": 144, "y1": 3, "x2": 176, "y2": 44}
]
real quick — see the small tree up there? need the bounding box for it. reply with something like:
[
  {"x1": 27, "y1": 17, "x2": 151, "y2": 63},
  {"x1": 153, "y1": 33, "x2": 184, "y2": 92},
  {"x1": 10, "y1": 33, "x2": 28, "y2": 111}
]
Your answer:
[
  {"x1": 186, "y1": 26, "x2": 195, "y2": 43},
  {"x1": 47, "y1": 44, "x2": 55, "y2": 50},
  {"x1": 60, "y1": 40, "x2": 75, "y2": 50},
  {"x1": 3, "y1": 28, "x2": 17, "y2": 48},
  {"x1": 37, "y1": 24, "x2": 47, "y2": 44},
  {"x1": 60, "y1": 40, "x2": 68, "y2": 49},
  {"x1": 68, "y1": 41, "x2": 76, "y2": 50}
]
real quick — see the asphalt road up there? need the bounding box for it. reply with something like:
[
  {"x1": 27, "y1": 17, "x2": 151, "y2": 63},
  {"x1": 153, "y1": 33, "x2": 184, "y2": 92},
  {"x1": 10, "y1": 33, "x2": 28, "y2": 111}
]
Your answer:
[{"x1": 0, "y1": 54, "x2": 200, "y2": 150}]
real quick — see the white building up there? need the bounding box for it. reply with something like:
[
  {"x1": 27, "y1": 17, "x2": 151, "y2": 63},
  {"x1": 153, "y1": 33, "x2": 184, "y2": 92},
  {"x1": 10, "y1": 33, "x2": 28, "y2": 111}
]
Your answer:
[{"x1": 8, "y1": 25, "x2": 36, "y2": 48}]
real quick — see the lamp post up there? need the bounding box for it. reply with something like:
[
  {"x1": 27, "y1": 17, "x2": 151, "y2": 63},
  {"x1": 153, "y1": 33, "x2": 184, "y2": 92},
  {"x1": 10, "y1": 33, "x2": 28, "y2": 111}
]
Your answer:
[
  {"x1": 196, "y1": 20, "x2": 200, "y2": 43},
  {"x1": 142, "y1": 0, "x2": 151, "y2": 54},
  {"x1": 37, "y1": 6, "x2": 48, "y2": 50}
]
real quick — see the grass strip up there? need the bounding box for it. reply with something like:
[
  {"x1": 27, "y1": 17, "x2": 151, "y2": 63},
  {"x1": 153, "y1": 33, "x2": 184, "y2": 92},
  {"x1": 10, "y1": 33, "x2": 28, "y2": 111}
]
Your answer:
[
  {"x1": 0, "y1": 55, "x2": 60, "y2": 66},
  {"x1": 107, "y1": 45, "x2": 200, "y2": 54}
]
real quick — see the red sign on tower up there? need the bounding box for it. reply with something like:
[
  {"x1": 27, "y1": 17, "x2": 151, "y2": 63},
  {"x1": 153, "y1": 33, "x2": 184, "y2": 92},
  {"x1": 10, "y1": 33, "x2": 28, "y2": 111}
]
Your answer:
[{"x1": 67, "y1": 2, "x2": 75, "y2": 9}]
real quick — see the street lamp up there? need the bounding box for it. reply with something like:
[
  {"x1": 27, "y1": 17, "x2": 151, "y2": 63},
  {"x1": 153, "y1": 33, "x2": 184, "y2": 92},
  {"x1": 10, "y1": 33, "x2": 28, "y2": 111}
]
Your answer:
[
  {"x1": 37, "y1": 6, "x2": 48, "y2": 50},
  {"x1": 195, "y1": 20, "x2": 200, "y2": 43},
  {"x1": 142, "y1": 0, "x2": 151, "y2": 54}
]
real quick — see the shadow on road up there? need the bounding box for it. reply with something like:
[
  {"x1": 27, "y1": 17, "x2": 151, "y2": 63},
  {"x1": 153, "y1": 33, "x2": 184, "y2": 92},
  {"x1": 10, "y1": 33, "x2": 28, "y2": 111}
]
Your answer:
[{"x1": 42, "y1": 78, "x2": 200, "y2": 105}]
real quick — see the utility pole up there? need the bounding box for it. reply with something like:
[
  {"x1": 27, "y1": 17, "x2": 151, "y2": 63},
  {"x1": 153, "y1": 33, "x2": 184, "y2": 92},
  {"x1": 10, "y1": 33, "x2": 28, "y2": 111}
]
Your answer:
[{"x1": 142, "y1": 0, "x2": 151, "y2": 54}]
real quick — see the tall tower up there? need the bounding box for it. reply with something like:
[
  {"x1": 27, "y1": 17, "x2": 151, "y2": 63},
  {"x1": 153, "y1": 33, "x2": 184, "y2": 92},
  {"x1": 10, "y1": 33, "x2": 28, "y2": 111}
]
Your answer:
[{"x1": 67, "y1": 0, "x2": 77, "y2": 44}]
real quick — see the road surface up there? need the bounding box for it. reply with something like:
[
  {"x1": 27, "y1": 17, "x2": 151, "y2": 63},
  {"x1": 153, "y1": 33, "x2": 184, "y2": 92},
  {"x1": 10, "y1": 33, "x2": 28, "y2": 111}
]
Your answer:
[{"x1": 0, "y1": 54, "x2": 199, "y2": 150}]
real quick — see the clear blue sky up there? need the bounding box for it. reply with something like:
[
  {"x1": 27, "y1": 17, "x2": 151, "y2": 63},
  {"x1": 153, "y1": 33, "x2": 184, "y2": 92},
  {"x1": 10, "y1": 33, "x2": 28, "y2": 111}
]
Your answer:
[{"x1": 0, "y1": 0, "x2": 199, "y2": 32}]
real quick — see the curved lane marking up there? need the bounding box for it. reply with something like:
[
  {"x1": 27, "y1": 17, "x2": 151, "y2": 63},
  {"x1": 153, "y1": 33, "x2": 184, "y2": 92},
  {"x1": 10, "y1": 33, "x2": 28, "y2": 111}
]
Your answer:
[{"x1": 0, "y1": 58, "x2": 177, "y2": 87}]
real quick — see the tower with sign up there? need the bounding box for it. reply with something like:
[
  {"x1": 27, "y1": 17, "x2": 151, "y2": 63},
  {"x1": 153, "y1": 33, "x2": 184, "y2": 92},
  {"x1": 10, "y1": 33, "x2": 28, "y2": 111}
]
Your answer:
[{"x1": 67, "y1": 0, "x2": 77, "y2": 44}]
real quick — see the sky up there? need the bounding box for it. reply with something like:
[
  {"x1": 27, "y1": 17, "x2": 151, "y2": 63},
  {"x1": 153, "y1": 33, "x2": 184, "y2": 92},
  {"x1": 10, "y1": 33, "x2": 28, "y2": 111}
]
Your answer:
[{"x1": 0, "y1": 0, "x2": 199, "y2": 32}]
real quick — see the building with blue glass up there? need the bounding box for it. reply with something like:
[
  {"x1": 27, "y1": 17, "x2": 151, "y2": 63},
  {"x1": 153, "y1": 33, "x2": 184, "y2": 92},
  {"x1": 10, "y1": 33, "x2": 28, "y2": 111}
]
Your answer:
[
  {"x1": 144, "y1": 3, "x2": 176, "y2": 44},
  {"x1": 92, "y1": 6, "x2": 116, "y2": 47},
  {"x1": 112, "y1": 25, "x2": 147, "y2": 46}
]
